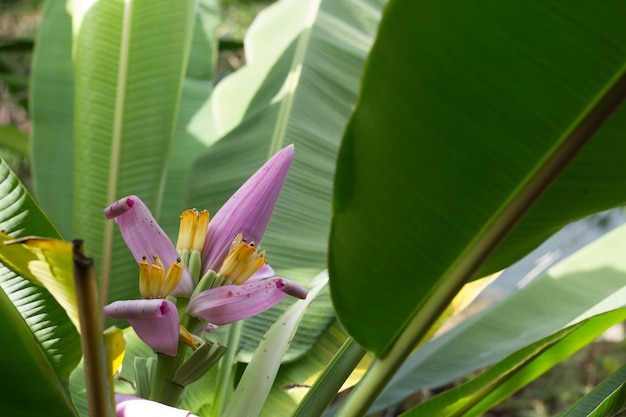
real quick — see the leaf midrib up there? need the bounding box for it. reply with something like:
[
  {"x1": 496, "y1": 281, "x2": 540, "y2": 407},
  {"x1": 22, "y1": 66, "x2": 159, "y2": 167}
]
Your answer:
[
  {"x1": 396, "y1": 64, "x2": 626, "y2": 356},
  {"x1": 337, "y1": 64, "x2": 626, "y2": 417}
]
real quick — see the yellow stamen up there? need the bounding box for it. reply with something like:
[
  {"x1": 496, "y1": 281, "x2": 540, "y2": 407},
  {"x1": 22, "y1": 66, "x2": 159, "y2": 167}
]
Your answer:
[
  {"x1": 138, "y1": 258, "x2": 151, "y2": 299},
  {"x1": 192, "y1": 210, "x2": 209, "y2": 252},
  {"x1": 149, "y1": 259, "x2": 165, "y2": 299},
  {"x1": 137, "y1": 256, "x2": 182, "y2": 299},
  {"x1": 160, "y1": 259, "x2": 184, "y2": 296},
  {"x1": 179, "y1": 326, "x2": 198, "y2": 351},
  {"x1": 176, "y1": 209, "x2": 198, "y2": 252},
  {"x1": 176, "y1": 209, "x2": 210, "y2": 253},
  {"x1": 219, "y1": 233, "x2": 267, "y2": 285}
]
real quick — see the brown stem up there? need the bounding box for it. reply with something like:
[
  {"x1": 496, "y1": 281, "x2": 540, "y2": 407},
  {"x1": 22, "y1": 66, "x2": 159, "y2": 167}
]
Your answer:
[{"x1": 73, "y1": 239, "x2": 114, "y2": 417}]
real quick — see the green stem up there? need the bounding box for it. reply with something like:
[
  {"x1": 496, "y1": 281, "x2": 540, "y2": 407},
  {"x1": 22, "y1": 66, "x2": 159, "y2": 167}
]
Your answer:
[
  {"x1": 149, "y1": 352, "x2": 186, "y2": 406},
  {"x1": 334, "y1": 307, "x2": 435, "y2": 417},
  {"x1": 292, "y1": 337, "x2": 367, "y2": 417},
  {"x1": 72, "y1": 240, "x2": 114, "y2": 417},
  {"x1": 211, "y1": 320, "x2": 243, "y2": 417}
]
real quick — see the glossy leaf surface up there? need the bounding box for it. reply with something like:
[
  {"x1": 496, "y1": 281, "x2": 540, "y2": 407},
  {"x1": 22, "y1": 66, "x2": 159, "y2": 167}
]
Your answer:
[{"x1": 330, "y1": 1, "x2": 626, "y2": 358}]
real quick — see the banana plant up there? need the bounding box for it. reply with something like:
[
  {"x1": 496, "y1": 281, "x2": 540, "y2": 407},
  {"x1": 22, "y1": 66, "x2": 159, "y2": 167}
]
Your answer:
[{"x1": 1, "y1": 0, "x2": 626, "y2": 416}]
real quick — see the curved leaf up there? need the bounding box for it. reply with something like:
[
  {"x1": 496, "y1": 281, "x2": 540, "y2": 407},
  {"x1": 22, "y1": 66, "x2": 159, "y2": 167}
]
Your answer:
[
  {"x1": 72, "y1": 0, "x2": 196, "y2": 304},
  {"x1": 187, "y1": 0, "x2": 386, "y2": 360},
  {"x1": 330, "y1": 0, "x2": 626, "y2": 361},
  {"x1": 401, "y1": 308, "x2": 626, "y2": 417},
  {"x1": 369, "y1": 221, "x2": 626, "y2": 414}
]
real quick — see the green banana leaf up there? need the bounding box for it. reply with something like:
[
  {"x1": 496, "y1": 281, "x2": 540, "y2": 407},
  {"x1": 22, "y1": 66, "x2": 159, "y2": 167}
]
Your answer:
[
  {"x1": 187, "y1": 0, "x2": 387, "y2": 361},
  {"x1": 368, "y1": 221, "x2": 626, "y2": 414},
  {"x1": 556, "y1": 363, "x2": 626, "y2": 417},
  {"x1": 30, "y1": 0, "x2": 220, "y2": 307},
  {"x1": 0, "y1": 159, "x2": 81, "y2": 417},
  {"x1": 72, "y1": 0, "x2": 196, "y2": 304},
  {"x1": 400, "y1": 308, "x2": 626, "y2": 416},
  {"x1": 329, "y1": 0, "x2": 626, "y2": 365}
]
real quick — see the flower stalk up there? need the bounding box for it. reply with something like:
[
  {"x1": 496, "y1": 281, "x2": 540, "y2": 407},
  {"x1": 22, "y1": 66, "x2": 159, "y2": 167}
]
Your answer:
[{"x1": 149, "y1": 352, "x2": 187, "y2": 406}]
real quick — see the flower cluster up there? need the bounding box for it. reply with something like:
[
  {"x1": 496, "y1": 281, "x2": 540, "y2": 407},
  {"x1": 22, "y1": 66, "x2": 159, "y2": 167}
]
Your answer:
[{"x1": 101, "y1": 146, "x2": 307, "y2": 410}]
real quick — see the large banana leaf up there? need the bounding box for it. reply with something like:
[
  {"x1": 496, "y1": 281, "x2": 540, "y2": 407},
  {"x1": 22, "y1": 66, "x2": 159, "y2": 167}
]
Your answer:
[
  {"x1": 72, "y1": 0, "x2": 196, "y2": 304},
  {"x1": 368, "y1": 221, "x2": 626, "y2": 414},
  {"x1": 330, "y1": 0, "x2": 626, "y2": 367},
  {"x1": 187, "y1": 0, "x2": 387, "y2": 360},
  {"x1": 0, "y1": 159, "x2": 81, "y2": 416},
  {"x1": 30, "y1": 0, "x2": 219, "y2": 306}
]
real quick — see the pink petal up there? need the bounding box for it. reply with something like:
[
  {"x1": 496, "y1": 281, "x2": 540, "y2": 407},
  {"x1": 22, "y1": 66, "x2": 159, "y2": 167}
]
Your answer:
[
  {"x1": 200, "y1": 145, "x2": 294, "y2": 275},
  {"x1": 104, "y1": 195, "x2": 194, "y2": 296},
  {"x1": 186, "y1": 277, "x2": 306, "y2": 325},
  {"x1": 103, "y1": 299, "x2": 180, "y2": 356},
  {"x1": 115, "y1": 394, "x2": 198, "y2": 417}
]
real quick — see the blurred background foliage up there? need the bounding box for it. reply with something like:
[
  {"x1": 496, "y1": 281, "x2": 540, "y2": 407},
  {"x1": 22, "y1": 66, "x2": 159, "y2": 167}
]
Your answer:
[{"x1": 1, "y1": 1, "x2": 625, "y2": 416}]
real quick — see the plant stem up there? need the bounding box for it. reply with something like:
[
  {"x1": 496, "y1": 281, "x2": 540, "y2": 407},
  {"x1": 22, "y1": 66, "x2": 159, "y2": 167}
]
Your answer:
[
  {"x1": 72, "y1": 240, "x2": 114, "y2": 417},
  {"x1": 292, "y1": 337, "x2": 367, "y2": 417},
  {"x1": 149, "y1": 352, "x2": 186, "y2": 406}
]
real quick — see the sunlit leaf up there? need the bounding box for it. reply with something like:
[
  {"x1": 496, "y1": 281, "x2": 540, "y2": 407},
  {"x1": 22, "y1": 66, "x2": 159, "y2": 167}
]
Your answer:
[
  {"x1": 0, "y1": 234, "x2": 78, "y2": 331},
  {"x1": 105, "y1": 325, "x2": 126, "y2": 378}
]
